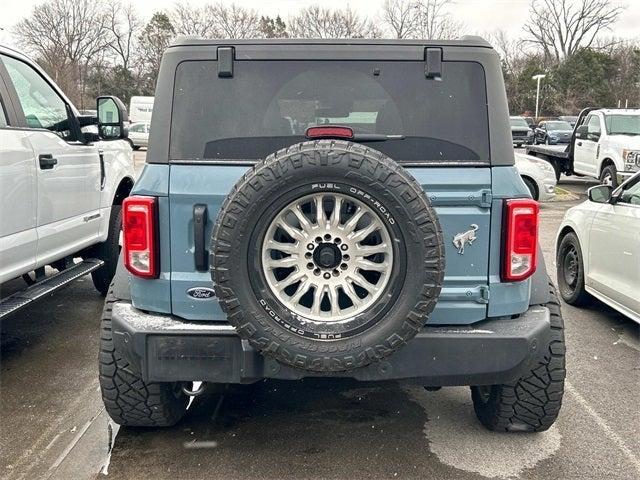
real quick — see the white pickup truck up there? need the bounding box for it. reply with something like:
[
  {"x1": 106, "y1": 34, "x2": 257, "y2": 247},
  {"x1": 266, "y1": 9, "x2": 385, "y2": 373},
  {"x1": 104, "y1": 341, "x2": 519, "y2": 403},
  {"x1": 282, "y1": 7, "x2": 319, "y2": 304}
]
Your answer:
[
  {"x1": 526, "y1": 108, "x2": 640, "y2": 188},
  {"x1": 0, "y1": 45, "x2": 135, "y2": 319}
]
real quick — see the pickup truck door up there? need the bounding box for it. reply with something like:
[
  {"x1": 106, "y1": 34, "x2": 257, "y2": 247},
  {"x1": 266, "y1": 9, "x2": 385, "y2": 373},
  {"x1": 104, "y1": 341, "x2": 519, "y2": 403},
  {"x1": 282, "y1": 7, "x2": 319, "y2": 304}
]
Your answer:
[
  {"x1": 0, "y1": 77, "x2": 38, "y2": 284},
  {"x1": 573, "y1": 114, "x2": 601, "y2": 177},
  {"x1": 0, "y1": 54, "x2": 102, "y2": 267},
  {"x1": 587, "y1": 178, "x2": 640, "y2": 318}
]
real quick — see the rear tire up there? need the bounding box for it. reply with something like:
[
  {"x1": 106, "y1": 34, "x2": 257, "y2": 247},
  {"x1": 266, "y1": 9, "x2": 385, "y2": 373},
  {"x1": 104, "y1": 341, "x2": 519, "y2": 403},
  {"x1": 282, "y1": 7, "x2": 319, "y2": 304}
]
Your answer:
[
  {"x1": 471, "y1": 281, "x2": 565, "y2": 432},
  {"x1": 91, "y1": 205, "x2": 122, "y2": 296},
  {"x1": 211, "y1": 140, "x2": 445, "y2": 373},
  {"x1": 99, "y1": 287, "x2": 188, "y2": 427},
  {"x1": 556, "y1": 232, "x2": 590, "y2": 306}
]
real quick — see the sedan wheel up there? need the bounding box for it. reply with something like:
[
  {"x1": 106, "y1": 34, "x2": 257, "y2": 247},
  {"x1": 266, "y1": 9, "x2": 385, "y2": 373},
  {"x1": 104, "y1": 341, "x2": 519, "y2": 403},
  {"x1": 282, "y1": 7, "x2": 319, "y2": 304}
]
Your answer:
[{"x1": 556, "y1": 232, "x2": 590, "y2": 306}]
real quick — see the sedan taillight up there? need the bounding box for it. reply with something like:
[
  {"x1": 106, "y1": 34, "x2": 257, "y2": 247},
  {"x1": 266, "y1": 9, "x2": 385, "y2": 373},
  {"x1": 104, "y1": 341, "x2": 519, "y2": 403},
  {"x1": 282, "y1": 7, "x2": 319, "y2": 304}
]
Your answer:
[
  {"x1": 502, "y1": 199, "x2": 539, "y2": 282},
  {"x1": 122, "y1": 196, "x2": 158, "y2": 278}
]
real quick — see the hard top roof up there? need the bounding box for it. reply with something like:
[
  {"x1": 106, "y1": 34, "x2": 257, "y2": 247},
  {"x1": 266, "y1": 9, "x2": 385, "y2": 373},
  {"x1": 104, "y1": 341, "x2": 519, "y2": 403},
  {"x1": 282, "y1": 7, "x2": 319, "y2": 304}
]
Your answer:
[{"x1": 169, "y1": 36, "x2": 492, "y2": 49}]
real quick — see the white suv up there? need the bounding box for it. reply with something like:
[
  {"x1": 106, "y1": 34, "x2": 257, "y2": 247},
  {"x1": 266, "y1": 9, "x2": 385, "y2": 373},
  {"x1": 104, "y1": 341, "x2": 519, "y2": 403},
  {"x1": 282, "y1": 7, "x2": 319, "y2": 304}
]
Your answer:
[{"x1": 0, "y1": 45, "x2": 135, "y2": 318}]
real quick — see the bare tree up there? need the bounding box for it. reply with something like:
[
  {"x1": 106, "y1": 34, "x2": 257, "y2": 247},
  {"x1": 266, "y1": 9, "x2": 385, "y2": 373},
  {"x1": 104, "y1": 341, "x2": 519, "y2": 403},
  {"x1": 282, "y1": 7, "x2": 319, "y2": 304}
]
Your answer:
[
  {"x1": 381, "y1": 0, "x2": 464, "y2": 40},
  {"x1": 289, "y1": 6, "x2": 380, "y2": 39},
  {"x1": 524, "y1": 0, "x2": 625, "y2": 62},
  {"x1": 381, "y1": 0, "x2": 422, "y2": 39},
  {"x1": 14, "y1": 0, "x2": 110, "y2": 106},
  {"x1": 170, "y1": 2, "x2": 218, "y2": 37},
  {"x1": 414, "y1": 0, "x2": 464, "y2": 40},
  {"x1": 208, "y1": 3, "x2": 262, "y2": 38},
  {"x1": 170, "y1": 2, "x2": 261, "y2": 39},
  {"x1": 487, "y1": 29, "x2": 524, "y2": 73},
  {"x1": 106, "y1": 2, "x2": 141, "y2": 70}
]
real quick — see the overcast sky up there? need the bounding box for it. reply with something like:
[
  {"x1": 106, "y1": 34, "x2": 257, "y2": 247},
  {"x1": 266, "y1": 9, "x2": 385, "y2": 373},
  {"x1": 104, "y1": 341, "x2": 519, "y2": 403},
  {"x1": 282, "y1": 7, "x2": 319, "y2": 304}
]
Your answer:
[{"x1": 1, "y1": 0, "x2": 638, "y2": 47}]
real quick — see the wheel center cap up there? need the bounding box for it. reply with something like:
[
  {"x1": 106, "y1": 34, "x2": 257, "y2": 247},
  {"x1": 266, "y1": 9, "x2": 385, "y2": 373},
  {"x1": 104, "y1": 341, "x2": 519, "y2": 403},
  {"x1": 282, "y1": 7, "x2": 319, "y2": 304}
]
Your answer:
[{"x1": 313, "y1": 243, "x2": 341, "y2": 269}]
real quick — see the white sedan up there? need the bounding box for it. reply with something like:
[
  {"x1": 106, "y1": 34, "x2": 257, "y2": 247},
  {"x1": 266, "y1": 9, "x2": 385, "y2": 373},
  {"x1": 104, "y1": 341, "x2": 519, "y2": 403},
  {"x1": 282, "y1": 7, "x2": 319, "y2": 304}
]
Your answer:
[
  {"x1": 515, "y1": 152, "x2": 557, "y2": 201},
  {"x1": 127, "y1": 122, "x2": 149, "y2": 150},
  {"x1": 556, "y1": 172, "x2": 640, "y2": 322}
]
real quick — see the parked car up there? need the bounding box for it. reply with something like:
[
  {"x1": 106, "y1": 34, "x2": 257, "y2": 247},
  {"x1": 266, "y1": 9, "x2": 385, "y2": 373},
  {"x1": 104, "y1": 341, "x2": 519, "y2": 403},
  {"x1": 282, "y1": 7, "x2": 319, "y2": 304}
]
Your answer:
[
  {"x1": 127, "y1": 122, "x2": 149, "y2": 149},
  {"x1": 558, "y1": 115, "x2": 578, "y2": 127},
  {"x1": 0, "y1": 45, "x2": 135, "y2": 319},
  {"x1": 515, "y1": 152, "x2": 556, "y2": 201},
  {"x1": 128, "y1": 95, "x2": 154, "y2": 124},
  {"x1": 526, "y1": 108, "x2": 640, "y2": 187},
  {"x1": 100, "y1": 37, "x2": 565, "y2": 433},
  {"x1": 556, "y1": 172, "x2": 640, "y2": 323},
  {"x1": 510, "y1": 115, "x2": 533, "y2": 147},
  {"x1": 533, "y1": 120, "x2": 573, "y2": 145}
]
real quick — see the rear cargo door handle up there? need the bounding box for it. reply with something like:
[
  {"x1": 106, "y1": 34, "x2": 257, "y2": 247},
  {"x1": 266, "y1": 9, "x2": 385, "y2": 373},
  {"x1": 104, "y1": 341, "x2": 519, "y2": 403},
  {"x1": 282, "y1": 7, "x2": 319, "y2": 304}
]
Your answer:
[
  {"x1": 39, "y1": 154, "x2": 57, "y2": 169},
  {"x1": 193, "y1": 205, "x2": 208, "y2": 272}
]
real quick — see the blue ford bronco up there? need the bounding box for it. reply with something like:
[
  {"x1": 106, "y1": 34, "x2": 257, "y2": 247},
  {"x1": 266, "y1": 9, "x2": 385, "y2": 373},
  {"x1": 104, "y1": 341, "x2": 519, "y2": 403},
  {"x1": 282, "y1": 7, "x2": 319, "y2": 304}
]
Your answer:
[{"x1": 100, "y1": 37, "x2": 565, "y2": 432}]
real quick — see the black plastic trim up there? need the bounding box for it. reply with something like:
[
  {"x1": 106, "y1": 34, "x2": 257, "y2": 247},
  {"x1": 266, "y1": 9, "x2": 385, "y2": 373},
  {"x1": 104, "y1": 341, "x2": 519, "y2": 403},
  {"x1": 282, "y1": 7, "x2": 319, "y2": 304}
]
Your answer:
[
  {"x1": 193, "y1": 204, "x2": 208, "y2": 272},
  {"x1": 110, "y1": 301, "x2": 552, "y2": 386}
]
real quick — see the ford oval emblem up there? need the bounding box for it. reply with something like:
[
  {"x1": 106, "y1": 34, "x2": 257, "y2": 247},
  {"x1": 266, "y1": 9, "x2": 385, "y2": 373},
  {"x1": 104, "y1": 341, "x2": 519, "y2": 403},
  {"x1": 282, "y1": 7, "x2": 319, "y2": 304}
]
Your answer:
[{"x1": 187, "y1": 287, "x2": 216, "y2": 300}]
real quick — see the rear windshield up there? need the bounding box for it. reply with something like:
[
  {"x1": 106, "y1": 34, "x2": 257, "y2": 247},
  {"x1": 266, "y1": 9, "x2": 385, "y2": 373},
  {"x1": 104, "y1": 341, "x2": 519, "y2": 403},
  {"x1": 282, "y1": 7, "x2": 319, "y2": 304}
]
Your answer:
[
  {"x1": 546, "y1": 121, "x2": 572, "y2": 130},
  {"x1": 510, "y1": 117, "x2": 529, "y2": 128},
  {"x1": 170, "y1": 60, "x2": 489, "y2": 163}
]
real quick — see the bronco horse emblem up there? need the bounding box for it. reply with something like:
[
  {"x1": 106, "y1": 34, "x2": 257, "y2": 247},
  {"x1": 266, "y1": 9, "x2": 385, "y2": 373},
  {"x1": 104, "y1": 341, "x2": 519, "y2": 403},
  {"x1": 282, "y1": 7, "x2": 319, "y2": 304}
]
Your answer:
[{"x1": 452, "y1": 224, "x2": 479, "y2": 254}]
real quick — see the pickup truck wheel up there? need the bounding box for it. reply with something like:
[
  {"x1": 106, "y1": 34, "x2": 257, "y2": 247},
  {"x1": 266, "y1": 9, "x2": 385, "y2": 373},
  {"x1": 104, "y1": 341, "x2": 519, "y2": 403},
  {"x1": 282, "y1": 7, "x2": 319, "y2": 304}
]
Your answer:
[
  {"x1": 99, "y1": 287, "x2": 188, "y2": 426},
  {"x1": 91, "y1": 205, "x2": 122, "y2": 296},
  {"x1": 522, "y1": 177, "x2": 539, "y2": 201},
  {"x1": 211, "y1": 140, "x2": 445, "y2": 373},
  {"x1": 556, "y1": 232, "x2": 590, "y2": 306},
  {"x1": 599, "y1": 165, "x2": 618, "y2": 188},
  {"x1": 471, "y1": 281, "x2": 565, "y2": 432}
]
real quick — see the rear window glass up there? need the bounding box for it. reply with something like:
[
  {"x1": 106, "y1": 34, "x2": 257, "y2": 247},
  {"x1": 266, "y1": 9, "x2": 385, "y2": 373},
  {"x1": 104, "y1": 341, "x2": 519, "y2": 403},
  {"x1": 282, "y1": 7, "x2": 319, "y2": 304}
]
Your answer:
[
  {"x1": 170, "y1": 60, "x2": 489, "y2": 163},
  {"x1": 510, "y1": 117, "x2": 529, "y2": 128}
]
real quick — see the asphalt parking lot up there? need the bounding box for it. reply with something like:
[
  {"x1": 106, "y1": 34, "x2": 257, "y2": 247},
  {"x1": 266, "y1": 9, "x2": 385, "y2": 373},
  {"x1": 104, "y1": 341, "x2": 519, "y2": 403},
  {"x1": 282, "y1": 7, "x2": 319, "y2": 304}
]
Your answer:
[{"x1": 1, "y1": 153, "x2": 638, "y2": 480}]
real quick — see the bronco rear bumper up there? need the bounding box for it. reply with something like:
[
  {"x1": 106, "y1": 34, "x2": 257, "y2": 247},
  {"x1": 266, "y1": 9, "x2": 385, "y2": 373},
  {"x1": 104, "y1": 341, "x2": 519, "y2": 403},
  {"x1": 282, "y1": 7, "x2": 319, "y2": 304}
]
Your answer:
[{"x1": 110, "y1": 302, "x2": 552, "y2": 386}]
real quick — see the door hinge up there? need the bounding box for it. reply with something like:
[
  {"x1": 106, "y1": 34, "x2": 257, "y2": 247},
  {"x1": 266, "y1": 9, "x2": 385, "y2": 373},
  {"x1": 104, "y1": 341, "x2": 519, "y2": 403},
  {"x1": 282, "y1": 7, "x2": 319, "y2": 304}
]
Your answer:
[
  {"x1": 480, "y1": 189, "x2": 493, "y2": 208},
  {"x1": 217, "y1": 47, "x2": 234, "y2": 78},
  {"x1": 424, "y1": 47, "x2": 442, "y2": 79},
  {"x1": 479, "y1": 285, "x2": 490, "y2": 304}
]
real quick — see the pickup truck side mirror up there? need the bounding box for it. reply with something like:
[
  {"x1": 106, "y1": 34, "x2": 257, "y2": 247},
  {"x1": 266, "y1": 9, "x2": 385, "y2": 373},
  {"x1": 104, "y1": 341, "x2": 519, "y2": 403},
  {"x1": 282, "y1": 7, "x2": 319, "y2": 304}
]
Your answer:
[
  {"x1": 575, "y1": 125, "x2": 588, "y2": 139},
  {"x1": 97, "y1": 96, "x2": 129, "y2": 140},
  {"x1": 588, "y1": 185, "x2": 612, "y2": 203}
]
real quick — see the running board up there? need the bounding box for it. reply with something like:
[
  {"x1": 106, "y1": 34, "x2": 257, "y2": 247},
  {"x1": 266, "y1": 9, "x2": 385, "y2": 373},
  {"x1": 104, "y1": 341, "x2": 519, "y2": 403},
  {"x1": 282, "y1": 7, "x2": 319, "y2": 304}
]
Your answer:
[{"x1": 0, "y1": 259, "x2": 104, "y2": 320}]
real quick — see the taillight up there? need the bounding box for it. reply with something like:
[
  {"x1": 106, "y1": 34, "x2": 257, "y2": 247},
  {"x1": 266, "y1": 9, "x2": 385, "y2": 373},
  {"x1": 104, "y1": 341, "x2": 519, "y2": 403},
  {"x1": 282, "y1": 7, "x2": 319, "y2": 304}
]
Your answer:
[
  {"x1": 305, "y1": 126, "x2": 354, "y2": 139},
  {"x1": 122, "y1": 196, "x2": 158, "y2": 278},
  {"x1": 502, "y1": 199, "x2": 539, "y2": 282}
]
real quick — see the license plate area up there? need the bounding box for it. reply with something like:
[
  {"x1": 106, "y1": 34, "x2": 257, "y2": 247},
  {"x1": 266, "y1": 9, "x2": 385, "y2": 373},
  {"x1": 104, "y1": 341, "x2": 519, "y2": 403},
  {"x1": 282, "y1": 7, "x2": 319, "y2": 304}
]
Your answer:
[{"x1": 146, "y1": 335, "x2": 240, "y2": 382}]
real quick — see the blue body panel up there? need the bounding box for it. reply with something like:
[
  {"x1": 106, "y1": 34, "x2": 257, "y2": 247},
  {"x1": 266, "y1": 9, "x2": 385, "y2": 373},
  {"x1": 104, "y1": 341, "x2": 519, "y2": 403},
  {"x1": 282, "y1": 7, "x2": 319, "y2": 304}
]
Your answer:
[
  {"x1": 129, "y1": 165, "x2": 171, "y2": 313},
  {"x1": 129, "y1": 163, "x2": 531, "y2": 325},
  {"x1": 487, "y1": 166, "x2": 532, "y2": 317}
]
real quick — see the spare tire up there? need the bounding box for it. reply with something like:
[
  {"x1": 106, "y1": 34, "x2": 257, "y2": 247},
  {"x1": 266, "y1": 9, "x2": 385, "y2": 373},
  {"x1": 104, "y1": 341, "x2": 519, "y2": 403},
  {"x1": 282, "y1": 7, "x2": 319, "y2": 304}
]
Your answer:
[{"x1": 211, "y1": 140, "x2": 445, "y2": 372}]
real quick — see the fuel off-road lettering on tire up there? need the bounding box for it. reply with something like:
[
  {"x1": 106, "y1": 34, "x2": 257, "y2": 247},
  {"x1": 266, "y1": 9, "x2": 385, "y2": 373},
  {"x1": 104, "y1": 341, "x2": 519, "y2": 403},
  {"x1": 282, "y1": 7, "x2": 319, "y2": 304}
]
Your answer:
[{"x1": 211, "y1": 140, "x2": 445, "y2": 373}]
